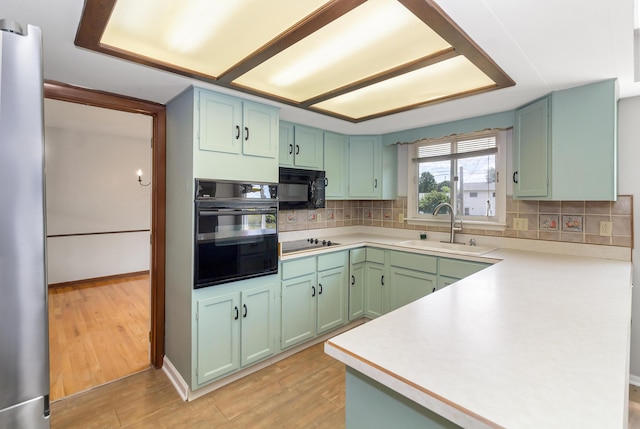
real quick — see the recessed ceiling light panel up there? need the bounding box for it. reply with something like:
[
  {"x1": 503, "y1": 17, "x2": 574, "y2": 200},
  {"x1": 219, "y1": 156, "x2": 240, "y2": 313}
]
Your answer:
[
  {"x1": 77, "y1": 0, "x2": 515, "y2": 122},
  {"x1": 311, "y1": 55, "x2": 496, "y2": 120},
  {"x1": 233, "y1": 0, "x2": 451, "y2": 102},
  {"x1": 101, "y1": 0, "x2": 330, "y2": 78}
]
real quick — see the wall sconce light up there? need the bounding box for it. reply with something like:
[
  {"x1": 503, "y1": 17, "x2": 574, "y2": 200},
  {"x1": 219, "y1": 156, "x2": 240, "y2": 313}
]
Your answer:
[{"x1": 136, "y1": 169, "x2": 151, "y2": 187}]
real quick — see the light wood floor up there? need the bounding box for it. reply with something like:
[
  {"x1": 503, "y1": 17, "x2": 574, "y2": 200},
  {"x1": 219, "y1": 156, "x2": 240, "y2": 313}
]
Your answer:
[
  {"x1": 48, "y1": 273, "x2": 151, "y2": 401},
  {"x1": 47, "y1": 276, "x2": 640, "y2": 427},
  {"x1": 50, "y1": 342, "x2": 345, "y2": 428}
]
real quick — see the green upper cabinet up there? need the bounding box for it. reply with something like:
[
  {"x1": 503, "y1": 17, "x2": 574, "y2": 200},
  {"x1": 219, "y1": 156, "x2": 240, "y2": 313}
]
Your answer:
[
  {"x1": 192, "y1": 87, "x2": 278, "y2": 182},
  {"x1": 199, "y1": 90, "x2": 243, "y2": 155},
  {"x1": 349, "y1": 135, "x2": 381, "y2": 198},
  {"x1": 348, "y1": 136, "x2": 397, "y2": 199},
  {"x1": 513, "y1": 79, "x2": 618, "y2": 201},
  {"x1": 279, "y1": 122, "x2": 323, "y2": 170},
  {"x1": 324, "y1": 131, "x2": 348, "y2": 199},
  {"x1": 513, "y1": 97, "x2": 549, "y2": 198},
  {"x1": 279, "y1": 122, "x2": 294, "y2": 166},
  {"x1": 242, "y1": 101, "x2": 279, "y2": 159}
]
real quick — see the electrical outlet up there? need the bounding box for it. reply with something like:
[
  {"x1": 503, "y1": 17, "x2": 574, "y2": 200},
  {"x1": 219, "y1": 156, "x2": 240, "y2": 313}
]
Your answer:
[
  {"x1": 398, "y1": 213, "x2": 404, "y2": 222},
  {"x1": 600, "y1": 221, "x2": 613, "y2": 236},
  {"x1": 513, "y1": 218, "x2": 529, "y2": 231},
  {"x1": 513, "y1": 218, "x2": 521, "y2": 230}
]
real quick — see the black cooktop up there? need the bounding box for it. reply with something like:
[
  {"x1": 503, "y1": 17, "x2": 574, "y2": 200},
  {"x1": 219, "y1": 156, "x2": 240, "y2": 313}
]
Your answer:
[{"x1": 281, "y1": 238, "x2": 340, "y2": 254}]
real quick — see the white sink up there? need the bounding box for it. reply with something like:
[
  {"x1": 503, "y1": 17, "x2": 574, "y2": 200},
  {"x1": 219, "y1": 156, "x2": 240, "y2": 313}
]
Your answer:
[{"x1": 397, "y1": 240, "x2": 497, "y2": 256}]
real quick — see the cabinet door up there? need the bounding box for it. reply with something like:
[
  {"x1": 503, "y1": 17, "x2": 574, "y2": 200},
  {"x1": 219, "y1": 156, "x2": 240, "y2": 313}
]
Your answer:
[
  {"x1": 294, "y1": 125, "x2": 324, "y2": 169},
  {"x1": 317, "y1": 266, "x2": 346, "y2": 334},
  {"x1": 550, "y1": 79, "x2": 617, "y2": 200},
  {"x1": 348, "y1": 136, "x2": 381, "y2": 198},
  {"x1": 242, "y1": 101, "x2": 278, "y2": 159},
  {"x1": 437, "y1": 276, "x2": 459, "y2": 290},
  {"x1": 513, "y1": 97, "x2": 549, "y2": 198},
  {"x1": 388, "y1": 267, "x2": 437, "y2": 312},
  {"x1": 199, "y1": 91, "x2": 242, "y2": 155},
  {"x1": 279, "y1": 122, "x2": 295, "y2": 167},
  {"x1": 281, "y1": 273, "x2": 316, "y2": 349},
  {"x1": 196, "y1": 292, "x2": 240, "y2": 385},
  {"x1": 349, "y1": 262, "x2": 365, "y2": 320},
  {"x1": 365, "y1": 263, "x2": 385, "y2": 318},
  {"x1": 241, "y1": 283, "x2": 276, "y2": 367},
  {"x1": 324, "y1": 131, "x2": 348, "y2": 199}
]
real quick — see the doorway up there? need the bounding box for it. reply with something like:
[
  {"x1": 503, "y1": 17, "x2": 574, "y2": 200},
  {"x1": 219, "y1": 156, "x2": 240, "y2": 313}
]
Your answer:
[{"x1": 43, "y1": 81, "x2": 166, "y2": 397}]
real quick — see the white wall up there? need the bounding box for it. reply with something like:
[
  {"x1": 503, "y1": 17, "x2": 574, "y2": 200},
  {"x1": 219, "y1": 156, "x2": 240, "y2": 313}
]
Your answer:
[
  {"x1": 618, "y1": 96, "x2": 640, "y2": 379},
  {"x1": 44, "y1": 100, "x2": 152, "y2": 284}
]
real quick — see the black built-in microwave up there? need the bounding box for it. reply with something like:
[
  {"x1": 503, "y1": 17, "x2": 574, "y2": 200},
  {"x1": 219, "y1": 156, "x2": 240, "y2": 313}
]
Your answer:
[{"x1": 278, "y1": 167, "x2": 325, "y2": 210}]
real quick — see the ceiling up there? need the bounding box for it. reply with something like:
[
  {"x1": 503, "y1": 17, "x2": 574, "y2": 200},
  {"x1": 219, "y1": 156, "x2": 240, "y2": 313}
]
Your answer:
[{"x1": 2, "y1": 0, "x2": 638, "y2": 135}]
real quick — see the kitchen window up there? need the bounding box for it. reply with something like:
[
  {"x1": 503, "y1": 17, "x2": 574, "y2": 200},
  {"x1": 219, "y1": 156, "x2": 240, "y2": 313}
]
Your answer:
[{"x1": 406, "y1": 129, "x2": 508, "y2": 229}]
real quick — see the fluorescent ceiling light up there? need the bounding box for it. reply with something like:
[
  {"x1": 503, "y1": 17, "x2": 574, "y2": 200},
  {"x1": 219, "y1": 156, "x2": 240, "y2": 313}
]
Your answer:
[{"x1": 77, "y1": 0, "x2": 514, "y2": 122}]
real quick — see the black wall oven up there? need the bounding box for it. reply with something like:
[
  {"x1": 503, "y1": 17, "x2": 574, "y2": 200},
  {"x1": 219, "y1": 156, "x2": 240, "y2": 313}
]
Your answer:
[{"x1": 194, "y1": 180, "x2": 278, "y2": 288}]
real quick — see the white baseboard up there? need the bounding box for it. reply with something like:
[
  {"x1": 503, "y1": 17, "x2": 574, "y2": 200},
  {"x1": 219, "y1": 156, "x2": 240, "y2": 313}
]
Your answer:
[
  {"x1": 161, "y1": 356, "x2": 189, "y2": 401},
  {"x1": 630, "y1": 374, "x2": 640, "y2": 387}
]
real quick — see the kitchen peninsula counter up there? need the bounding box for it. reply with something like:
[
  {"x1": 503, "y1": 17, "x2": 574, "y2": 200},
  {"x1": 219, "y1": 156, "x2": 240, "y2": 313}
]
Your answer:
[{"x1": 323, "y1": 245, "x2": 632, "y2": 428}]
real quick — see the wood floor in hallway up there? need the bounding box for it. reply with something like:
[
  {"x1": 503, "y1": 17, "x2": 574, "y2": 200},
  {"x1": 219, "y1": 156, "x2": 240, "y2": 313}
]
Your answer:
[{"x1": 48, "y1": 273, "x2": 151, "y2": 401}]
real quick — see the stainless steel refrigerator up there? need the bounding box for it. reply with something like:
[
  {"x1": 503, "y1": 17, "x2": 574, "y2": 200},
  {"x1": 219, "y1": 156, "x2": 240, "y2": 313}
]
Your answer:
[{"x1": 0, "y1": 19, "x2": 50, "y2": 429}]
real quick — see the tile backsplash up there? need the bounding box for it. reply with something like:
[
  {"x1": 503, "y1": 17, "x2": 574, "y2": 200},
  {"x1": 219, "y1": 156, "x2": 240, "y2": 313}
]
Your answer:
[{"x1": 278, "y1": 195, "x2": 634, "y2": 248}]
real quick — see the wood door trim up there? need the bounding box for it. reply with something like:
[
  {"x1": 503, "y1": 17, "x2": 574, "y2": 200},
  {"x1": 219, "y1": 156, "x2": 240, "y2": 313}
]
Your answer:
[{"x1": 44, "y1": 80, "x2": 166, "y2": 369}]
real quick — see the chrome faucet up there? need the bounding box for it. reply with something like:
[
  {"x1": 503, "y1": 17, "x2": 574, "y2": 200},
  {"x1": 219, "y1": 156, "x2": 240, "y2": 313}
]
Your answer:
[{"x1": 432, "y1": 202, "x2": 462, "y2": 243}]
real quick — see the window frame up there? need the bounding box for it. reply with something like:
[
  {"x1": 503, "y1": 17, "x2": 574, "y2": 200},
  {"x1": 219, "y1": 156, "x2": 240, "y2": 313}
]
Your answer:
[{"x1": 406, "y1": 129, "x2": 508, "y2": 230}]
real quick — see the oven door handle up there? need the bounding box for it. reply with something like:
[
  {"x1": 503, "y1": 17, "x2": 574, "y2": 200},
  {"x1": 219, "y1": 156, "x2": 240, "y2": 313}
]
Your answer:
[{"x1": 199, "y1": 208, "x2": 277, "y2": 216}]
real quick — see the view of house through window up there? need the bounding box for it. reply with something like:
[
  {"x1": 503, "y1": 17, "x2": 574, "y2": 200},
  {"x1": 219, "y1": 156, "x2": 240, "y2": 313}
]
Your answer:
[{"x1": 413, "y1": 131, "x2": 500, "y2": 223}]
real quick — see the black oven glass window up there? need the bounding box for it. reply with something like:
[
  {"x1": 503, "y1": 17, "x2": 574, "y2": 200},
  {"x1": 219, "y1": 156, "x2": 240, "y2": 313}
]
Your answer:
[{"x1": 195, "y1": 207, "x2": 277, "y2": 288}]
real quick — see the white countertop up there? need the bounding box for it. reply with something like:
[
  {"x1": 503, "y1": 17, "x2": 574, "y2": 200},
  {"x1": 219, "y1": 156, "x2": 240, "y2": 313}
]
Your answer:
[{"x1": 310, "y1": 229, "x2": 632, "y2": 428}]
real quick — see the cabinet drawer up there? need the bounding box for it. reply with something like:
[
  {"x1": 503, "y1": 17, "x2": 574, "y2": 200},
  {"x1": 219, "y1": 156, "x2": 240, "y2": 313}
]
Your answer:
[
  {"x1": 281, "y1": 257, "x2": 316, "y2": 280},
  {"x1": 366, "y1": 248, "x2": 385, "y2": 264},
  {"x1": 439, "y1": 258, "x2": 489, "y2": 279},
  {"x1": 318, "y1": 251, "x2": 347, "y2": 271},
  {"x1": 389, "y1": 251, "x2": 437, "y2": 273},
  {"x1": 350, "y1": 248, "x2": 366, "y2": 264}
]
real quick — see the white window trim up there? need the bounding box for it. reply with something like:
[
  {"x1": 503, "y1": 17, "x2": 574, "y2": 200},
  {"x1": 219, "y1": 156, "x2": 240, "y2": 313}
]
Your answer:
[{"x1": 406, "y1": 129, "x2": 509, "y2": 231}]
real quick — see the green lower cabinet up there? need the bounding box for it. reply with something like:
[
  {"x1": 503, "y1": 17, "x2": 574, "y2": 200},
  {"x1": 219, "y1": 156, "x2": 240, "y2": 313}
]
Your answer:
[
  {"x1": 388, "y1": 251, "x2": 438, "y2": 312},
  {"x1": 281, "y1": 272, "x2": 316, "y2": 349},
  {"x1": 437, "y1": 258, "x2": 490, "y2": 290},
  {"x1": 437, "y1": 276, "x2": 459, "y2": 290},
  {"x1": 241, "y1": 285, "x2": 277, "y2": 366},
  {"x1": 389, "y1": 267, "x2": 437, "y2": 311},
  {"x1": 196, "y1": 292, "x2": 240, "y2": 385},
  {"x1": 365, "y1": 263, "x2": 386, "y2": 317},
  {"x1": 364, "y1": 247, "x2": 387, "y2": 318},
  {"x1": 317, "y1": 266, "x2": 347, "y2": 333},
  {"x1": 195, "y1": 279, "x2": 277, "y2": 386},
  {"x1": 348, "y1": 249, "x2": 366, "y2": 320},
  {"x1": 281, "y1": 251, "x2": 348, "y2": 349}
]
